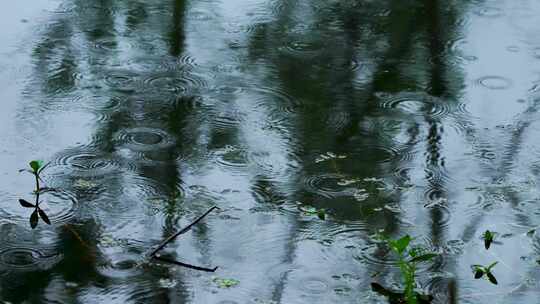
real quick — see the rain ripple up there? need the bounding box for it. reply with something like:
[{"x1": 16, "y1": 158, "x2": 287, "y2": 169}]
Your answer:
[
  {"x1": 248, "y1": 86, "x2": 303, "y2": 115},
  {"x1": 213, "y1": 145, "x2": 250, "y2": 174},
  {"x1": 142, "y1": 72, "x2": 208, "y2": 95},
  {"x1": 474, "y1": 76, "x2": 513, "y2": 90},
  {"x1": 376, "y1": 91, "x2": 454, "y2": 119},
  {"x1": 0, "y1": 247, "x2": 62, "y2": 271},
  {"x1": 48, "y1": 147, "x2": 125, "y2": 178},
  {"x1": 103, "y1": 70, "x2": 140, "y2": 93},
  {"x1": 114, "y1": 127, "x2": 175, "y2": 153},
  {"x1": 303, "y1": 173, "x2": 357, "y2": 199},
  {"x1": 473, "y1": 7, "x2": 504, "y2": 18}
]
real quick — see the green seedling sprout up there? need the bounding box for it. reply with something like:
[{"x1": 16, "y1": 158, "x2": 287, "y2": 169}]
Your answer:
[
  {"x1": 376, "y1": 234, "x2": 437, "y2": 304},
  {"x1": 18, "y1": 160, "x2": 52, "y2": 229},
  {"x1": 472, "y1": 261, "x2": 498, "y2": 285},
  {"x1": 20, "y1": 160, "x2": 49, "y2": 193},
  {"x1": 482, "y1": 230, "x2": 496, "y2": 250}
]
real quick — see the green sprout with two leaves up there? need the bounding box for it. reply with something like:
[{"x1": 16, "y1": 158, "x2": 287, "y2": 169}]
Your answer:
[
  {"x1": 20, "y1": 160, "x2": 49, "y2": 193},
  {"x1": 19, "y1": 160, "x2": 52, "y2": 229},
  {"x1": 472, "y1": 261, "x2": 498, "y2": 285},
  {"x1": 373, "y1": 234, "x2": 437, "y2": 304}
]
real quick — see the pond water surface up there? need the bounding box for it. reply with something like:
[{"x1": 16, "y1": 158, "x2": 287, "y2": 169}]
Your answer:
[{"x1": 1, "y1": 0, "x2": 540, "y2": 303}]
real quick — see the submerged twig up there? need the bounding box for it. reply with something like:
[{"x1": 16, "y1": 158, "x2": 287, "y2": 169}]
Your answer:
[
  {"x1": 154, "y1": 256, "x2": 218, "y2": 272},
  {"x1": 149, "y1": 206, "x2": 219, "y2": 271}
]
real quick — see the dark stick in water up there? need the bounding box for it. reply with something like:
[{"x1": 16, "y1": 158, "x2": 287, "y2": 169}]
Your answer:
[
  {"x1": 154, "y1": 256, "x2": 218, "y2": 272},
  {"x1": 149, "y1": 206, "x2": 220, "y2": 271}
]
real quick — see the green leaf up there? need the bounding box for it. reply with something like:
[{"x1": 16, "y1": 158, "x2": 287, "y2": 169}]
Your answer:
[
  {"x1": 29, "y1": 160, "x2": 43, "y2": 173},
  {"x1": 298, "y1": 205, "x2": 318, "y2": 215},
  {"x1": 483, "y1": 230, "x2": 494, "y2": 250},
  {"x1": 30, "y1": 209, "x2": 39, "y2": 229},
  {"x1": 317, "y1": 209, "x2": 326, "y2": 220},
  {"x1": 19, "y1": 199, "x2": 35, "y2": 208},
  {"x1": 408, "y1": 247, "x2": 420, "y2": 258},
  {"x1": 212, "y1": 277, "x2": 239, "y2": 288},
  {"x1": 393, "y1": 235, "x2": 412, "y2": 254},
  {"x1": 486, "y1": 261, "x2": 498, "y2": 271},
  {"x1": 486, "y1": 272, "x2": 498, "y2": 285},
  {"x1": 409, "y1": 253, "x2": 437, "y2": 263},
  {"x1": 37, "y1": 162, "x2": 50, "y2": 174},
  {"x1": 38, "y1": 208, "x2": 51, "y2": 225},
  {"x1": 370, "y1": 282, "x2": 394, "y2": 297},
  {"x1": 474, "y1": 270, "x2": 484, "y2": 279}
]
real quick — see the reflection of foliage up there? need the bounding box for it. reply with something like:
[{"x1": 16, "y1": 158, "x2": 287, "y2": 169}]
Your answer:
[{"x1": 19, "y1": 198, "x2": 51, "y2": 228}]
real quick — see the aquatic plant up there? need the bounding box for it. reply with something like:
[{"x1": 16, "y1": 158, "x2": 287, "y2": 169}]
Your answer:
[
  {"x1": 20, "y1": 160, "x2": 49, "y2": 192},
  {"x1": 19, "y1": 160, "x2": 51, "y2": 229},
  {"x1": 212, "y1": 277, "x2": 240, "y2": 288},
  {"x1": 472, "y1": 262, "x2": 498, "y2": 285},
  {"x1": 374, "y1": 235, "x2": 437, "y2": 304},
  {"x1": 482, "y1": 230, "x2": 496, "y2": 250}
]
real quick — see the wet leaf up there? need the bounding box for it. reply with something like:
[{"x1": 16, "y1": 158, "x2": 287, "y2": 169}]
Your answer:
[
  {"x1": 29, "y1": 160, "x2": 43, "y2": 172},
  {"x1": 19, "y1": 199, "x2": 35, "y2": 208},
  {"x1": 486, "y1": 272, "x2": 498, "y2": 285},
  {"x1": 392, "y1": 235, "x2": 411, "y2": 254},
  {"x1": 486, "y1": 261, "x2": 498, "y2": 271},
  {"x1": 317, "y1": 209, "x2": 326, "y2": 220},
  {"x1": 30, "y1": 209, "x2": 39, "y2": 229},
  {"x1": 212, "y1": 277, "x2": 239, "y2": 288},
  {"x1": 37, "y1": 162, "x2": 50, "y2": 174},
  {"x1": 483, "y1": 230, "x2": 495, "y2": 250},
  {"x1": 370, "y1": 282, "x2": 391, "y2": 296},
  {"x1": 298, "y1": 205, "x2": 318, "y2": 215},
  {"x1": 409, "y1": 253, "x2": 437, "y2": 263},
  {"x1": 38, "y1": 208, "x2": 51, "y2": 225},
  {"x1": 474, "y1": 270, "x2": 484, "y2": 279}
]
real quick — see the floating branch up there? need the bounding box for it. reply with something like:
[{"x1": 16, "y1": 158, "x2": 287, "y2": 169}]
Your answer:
[
  {"x1": 149, "y1": 206, "x2": 219, "y2": 272},
  {"x1": 154, "y1": 256, "x2": 218, "y2": 272}
]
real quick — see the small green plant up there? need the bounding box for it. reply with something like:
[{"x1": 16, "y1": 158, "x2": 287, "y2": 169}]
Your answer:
[
  {"x1": 472, "y1": 262, "x2": 498, "y2": 285},
  {"x1": 20, "y1": 160, "x2": 49, "y2": 193},
  {"x1": 212, "y1": 277, "x2": 239, "y2": 288},
  {"x1": 482, "y1": 230, "x2": 496, "y2": 250},
  {"x1": 19, "y1": 160, "x2": 51, "y2": 229},
  {"x1": 374, "y1": 235, "x2": 437, "y2": 304}
]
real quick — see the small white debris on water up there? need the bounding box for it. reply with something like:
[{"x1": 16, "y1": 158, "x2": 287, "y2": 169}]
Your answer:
[
  {"x1": 337, "y1": 178, "x2": 361, "y2": 186},
  {"x1": 353, "y1": 189, "x2": 369, "y2": 201},
  {"x1": 73, "y1": 179, "x2": 97, "y2": 189},
  {"x1": 159, "y1": 278, "x2": 178, "y2": 288},
  {"x1": 315, "y1": 152, "x2": 347, "y2": 163}
]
